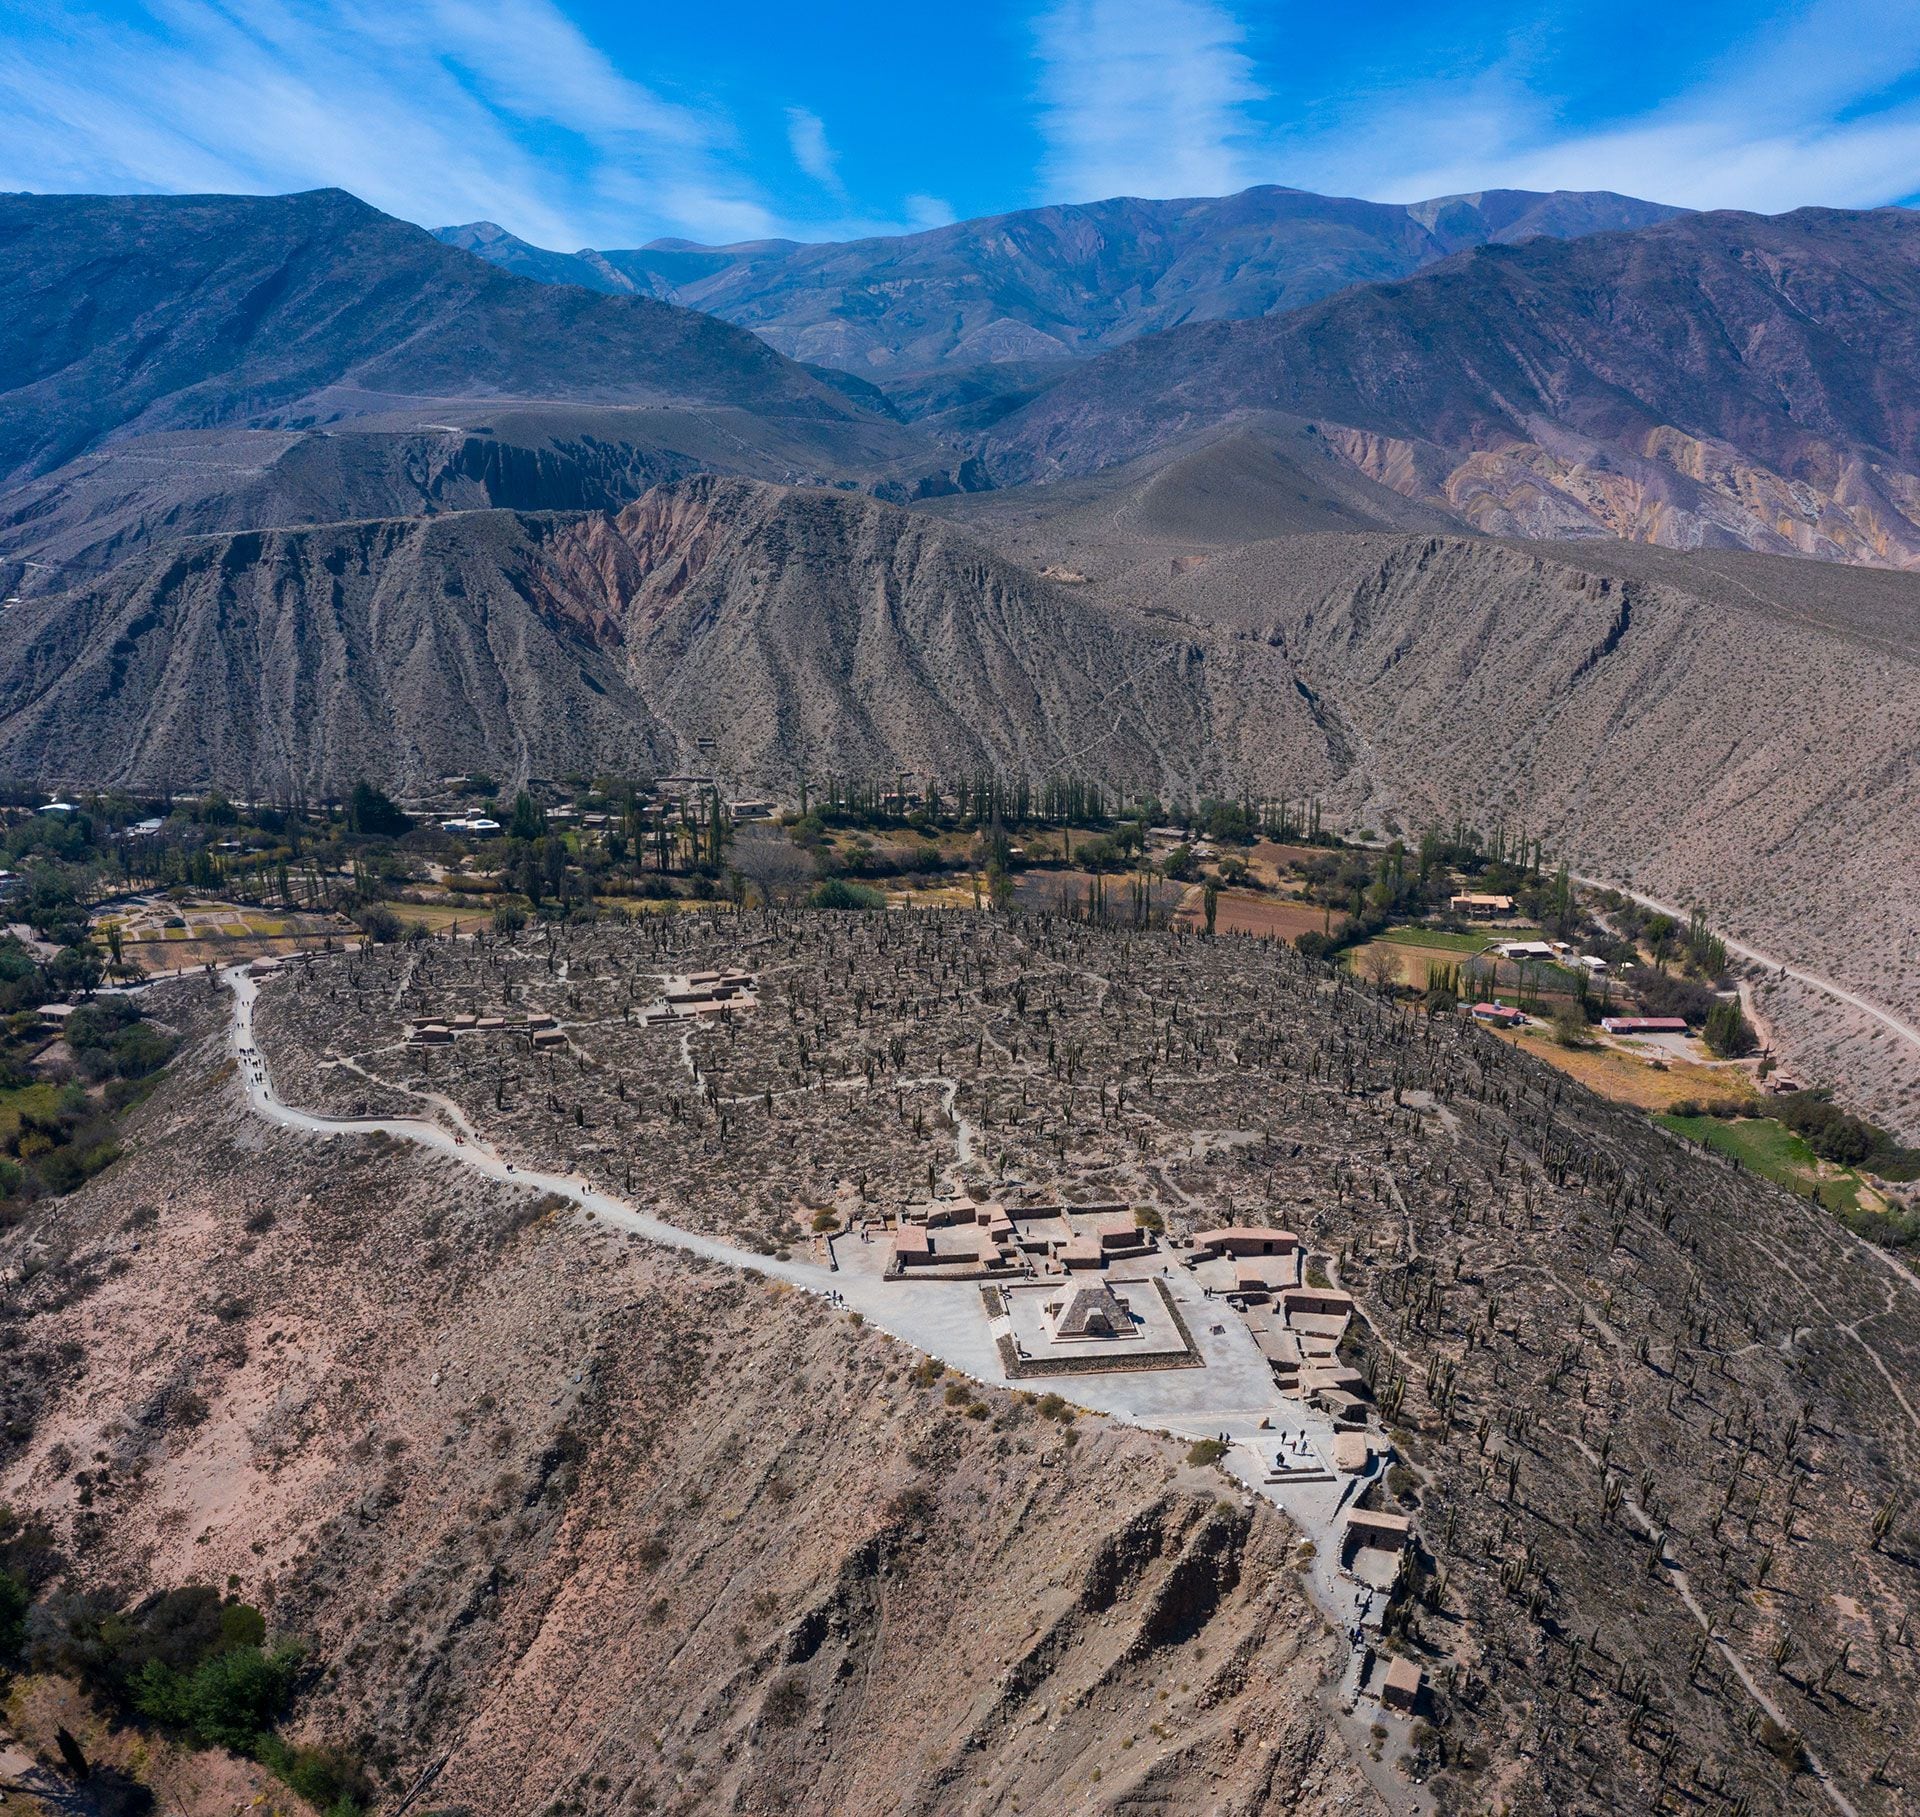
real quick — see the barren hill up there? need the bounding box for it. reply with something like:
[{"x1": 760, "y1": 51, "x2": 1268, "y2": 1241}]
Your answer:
[
  {"x1": 1, "y1": 978, "x2": 1374, "y2": 1816},
  {"x1": 937, "y1": 474, "x2": 1920, "y2": 1050},
  {"x1": 0, "y1": 189, "x2": 945, "y2": 499},
  {"x1": 986, "y1": 206, "x2": 1920, "y2": 566},
  {"x1": 7, "y1": 915, "x2": 1918, "y2": 1811},
  {"x1": 0, "y1": 477, "x2": 1267, "y2": 795},
  {"x1": 0, "y1": 402, "x2": 981, "y2": 603},
  {"x1": 7, "y1": 474, "x2": 1918, "y2": 1060},
  {"x1": 919, "y1": 424, "x2": 1469, "y2": 562},
  {"x1": 1178, "y1": 533, "x2": 1920, "y2": 1033},
  {"x1": 437, "y1": 184, "x2": 1680, "y2": 377}
]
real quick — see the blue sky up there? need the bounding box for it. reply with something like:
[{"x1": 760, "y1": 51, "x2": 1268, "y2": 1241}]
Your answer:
[{"x1": 3, "y1": 1, "x2": 1919, "y2": 249}]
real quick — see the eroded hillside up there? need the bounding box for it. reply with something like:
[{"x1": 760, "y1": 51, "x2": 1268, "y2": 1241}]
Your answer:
[
  {"x1": 2, "y1": 972, "x2": 1377, "y2": 1816},
  {"x1": 5, "y1": 914, "x2": 1915, "y2": 1815},
  {"x1": 986, "y1": 207, "x2": 1920, "y2": 567},
  {"x1": 0, "y1": 477, "x2": 1288, "y2": 798}
]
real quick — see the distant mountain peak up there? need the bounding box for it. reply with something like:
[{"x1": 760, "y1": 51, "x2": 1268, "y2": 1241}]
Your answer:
[
  {"x1": 0, "y1": 188, "x2": 926, "y2": 488},
  {"x1": 439, "y1": 183, "x2": 1685, "y2": 378},
  {"x1": 984, "y1": 204, "x2": 1920, "y2": 569}
]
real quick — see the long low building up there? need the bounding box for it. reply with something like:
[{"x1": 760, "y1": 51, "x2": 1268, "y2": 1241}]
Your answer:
[
  {"x1": 1601, "y1": 1016, "x2": 1689, "y2": 1034},
  {"x1": 891, "y1": 1220, "x2": 1009, "y2": 1272},
  {"x1": 1343, "y1": 1508, "x2": 1412, "y2": 1558},
  {"x1": 1195, "y1": 1225, "x2": 1299, "y2": 1257},
  {"x1": 1496, "y1": 940, "x2": 1555, "y2": 960},
  {"x1": 1465, "y1": 1002, "x2": 1527, "y2": 1028},
  {"x1": 1282, "y1": 1287, "x2": 1354, "y2": 1320}
]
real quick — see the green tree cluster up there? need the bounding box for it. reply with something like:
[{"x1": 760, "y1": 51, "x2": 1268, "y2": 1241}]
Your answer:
[
  {"x1": 1702, "y1": 999, "x2": 1758, "y2": 1059},
  {"x1": 344, "y1": 783, "x2": 410, "y2": 840},
  {"x1": 27, "y1": 1585, "x2": 369, "y2": 1814}
]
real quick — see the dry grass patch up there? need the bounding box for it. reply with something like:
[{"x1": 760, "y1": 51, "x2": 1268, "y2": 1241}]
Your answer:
[{"x1": 1498, "y1": 1026, "x2": 1757, "y2": 1113}]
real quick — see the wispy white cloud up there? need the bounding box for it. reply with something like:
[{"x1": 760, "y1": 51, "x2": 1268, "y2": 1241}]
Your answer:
[
  {"x1": 1032, "y1": 0, "x2": 1263, "y2": 202},
  {"x1": 0, "y1": 0, "x2": 780, "y2": 245},
  {"x1": 1370, "y1": 110, "x2": 1920, "y2": 214},
  {"x1": 785, "y1": 105, "x2": 845, "y2": 198},
  {"x1": 905, "y1": 193, "x2": 958, "y2": 231},
  {"x1": 1025, "y1": 0, "x2": 1920, "y2": 215},
  {"x1": 4, "y1": 0, "x2": 1915, "y2": 256},
  {"x1": 1245, "y1": 0, "x2": 1920, "y2": 212}
]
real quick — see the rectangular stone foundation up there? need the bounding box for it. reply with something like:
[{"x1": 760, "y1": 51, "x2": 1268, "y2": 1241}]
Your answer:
[{"x1": 990, "y1": 1277, "x2": 1202, "y2": 1378}]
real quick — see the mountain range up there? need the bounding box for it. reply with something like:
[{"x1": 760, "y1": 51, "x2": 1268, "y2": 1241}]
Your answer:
[
  {"x1": 435, "y1": 188, "x2": 1920, "y2": 565},
  {"x1": 434, "y1": 185, "x2": 1682, "y2": 377},
  {"x1": 0, "y1": 187, "x2": 976, "y2": 597},
  {"x1": 983, "y1": 204, "x2": 1920, "y2": 563},
  {"x1": 9, "y1": 141, "x2": 1920, "y2": 1817},
  {"x1": 3, "y1": 181, "x2": 1919, "y2": 977},
  {"x1": 0, "y1": 188, "x2": 877, "y2": 484}
]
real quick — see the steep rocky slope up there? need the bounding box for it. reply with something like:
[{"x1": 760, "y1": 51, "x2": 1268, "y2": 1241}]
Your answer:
[
  {"x1": 10, "y1": 919, "x2": 1919, "y2": 1813},
  {"x1": 438, "y1": 184, "x2": 1680, "y2": 377},
  {"x1": 1179, "y1": 533, "x2": 1920, "y2": 1029},
  {"x1": 0, "y1": 506, "x2": 674, "y2": 793},
  {"x1": 0, "y1": 478, "x2": 1288, "y2": 796},
  {"x1": 938, "y1": 476, "x2": 1920, "y2": 1046},
  {"x1": 0, "y1": 982, "x2": 1377, "y2": 1816},
  {"x1": 987, "y1": 207, "x2": 1920, "y2": 566},
  {"x1": 599, "y1": 478, "x2": 1296, "y2": 792},
  {"x1": 6, "y1": 478, "x2": 1917, "y2": 1040},
  {"x1": 0, "y1": 189, "x2": 936, "y2": 489}
]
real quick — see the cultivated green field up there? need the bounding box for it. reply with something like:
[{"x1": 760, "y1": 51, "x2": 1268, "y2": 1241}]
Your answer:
[{"x1": 1657, "y1": 1112, "x2": 1863, "y2": 1214}]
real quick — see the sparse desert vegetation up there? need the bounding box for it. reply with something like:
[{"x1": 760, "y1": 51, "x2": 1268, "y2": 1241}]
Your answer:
[
  {"x1": 0, "y1": 115, "x2": 1916, "y2": 1817},
  {"x1": 161, "y1": 909, "x2": 1920, "y2": 1812}
]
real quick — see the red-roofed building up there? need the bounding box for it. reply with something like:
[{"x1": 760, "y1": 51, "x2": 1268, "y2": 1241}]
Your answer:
[{"x1": 1466, "y1": 1002, "x2": 1527, "y2": 1028}]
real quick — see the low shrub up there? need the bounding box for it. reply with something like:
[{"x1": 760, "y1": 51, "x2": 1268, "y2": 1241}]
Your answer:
[
  {"x1": 809, "y1": 878, "x2": 885, "y2": 911},
  {"x1": 763, "y1": 1672, "x2": 809, "y2": 1727},
  {"x1": 256, "y1": 1738, "x2": 375, "y2": 1815}
]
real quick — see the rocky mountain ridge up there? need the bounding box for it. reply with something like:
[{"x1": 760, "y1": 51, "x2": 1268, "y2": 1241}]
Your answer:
[
  {"x1": 0, "y1": 189, "x2": 898, "y2": 487},
  {"x1": 0, "y1": 189, "x2": 980, "y2": 593},
  {"x1": 437, "y1": 184, "x2": 1681, "y2": 378},
  {"x1": 985, "y1": 205, "x2": 1920, "y2": 566}
]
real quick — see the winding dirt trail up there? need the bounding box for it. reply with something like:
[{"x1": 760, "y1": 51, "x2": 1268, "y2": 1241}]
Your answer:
[{"x1": 1574, "y1": 875, "x2": 1920, "y2": 1057}]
